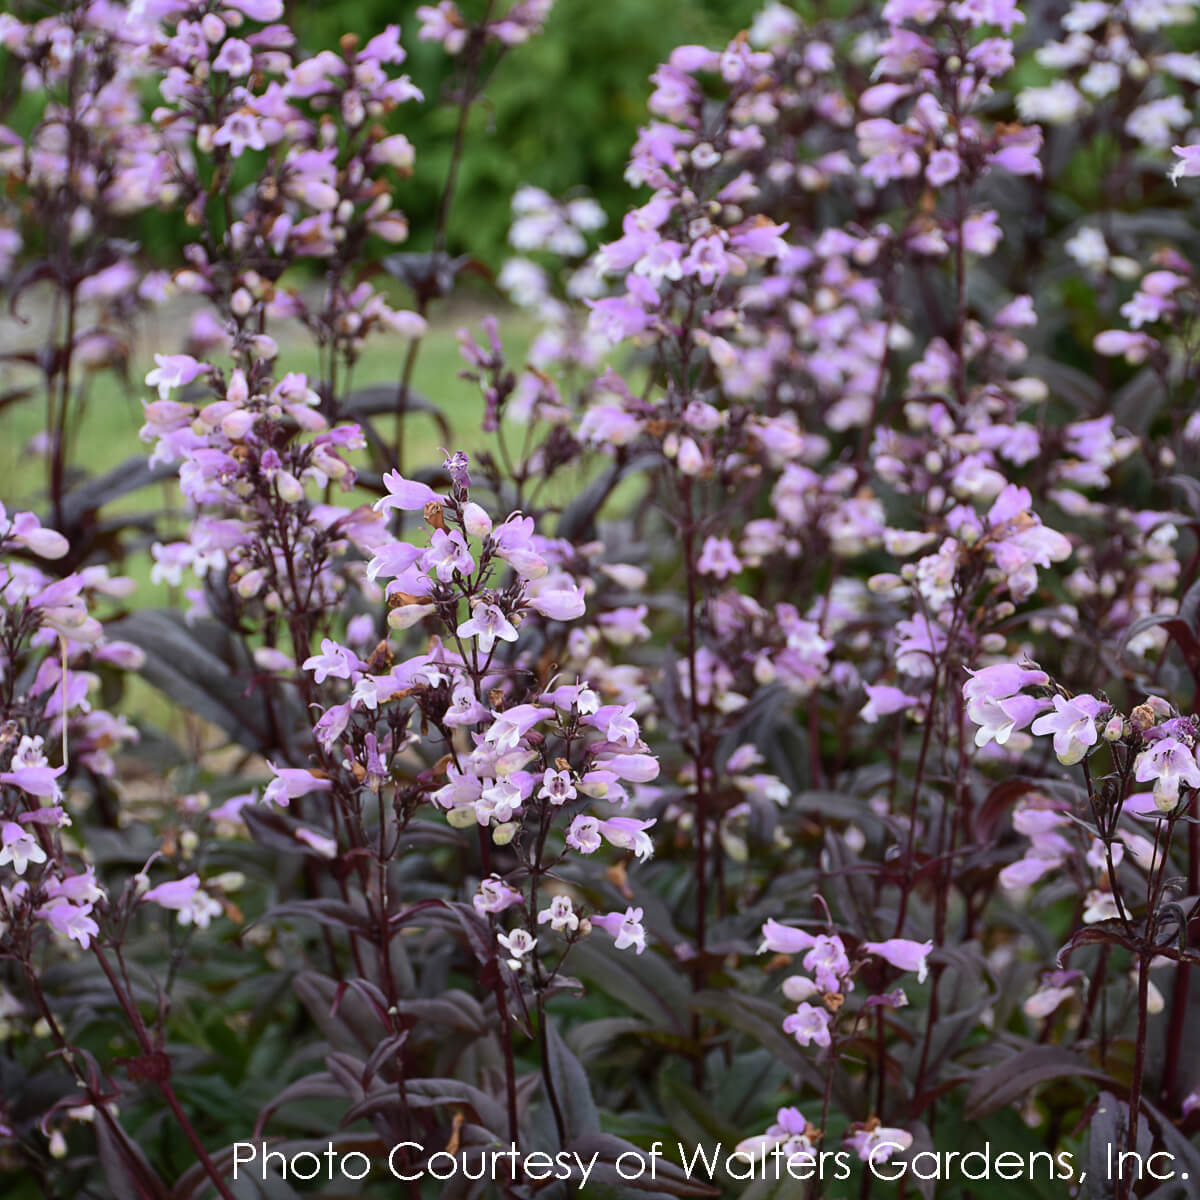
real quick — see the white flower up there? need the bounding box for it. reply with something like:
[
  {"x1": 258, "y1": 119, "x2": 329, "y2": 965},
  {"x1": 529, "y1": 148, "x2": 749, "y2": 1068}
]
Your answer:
[
  {"x1": 538, "y1": 895, "x2": 579, "y2": 933},
  {"x1": 0, "y1": 823, "x2": 46, "y2": 876},
  {"x1": 497, "y1": 928, "x2": 535, "y2": 970}
]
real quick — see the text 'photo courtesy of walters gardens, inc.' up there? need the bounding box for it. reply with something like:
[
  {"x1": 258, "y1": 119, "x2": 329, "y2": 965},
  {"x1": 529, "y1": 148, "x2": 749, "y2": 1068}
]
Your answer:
[
  {"x1": 10, "y1": 0, "x2": 1200, "y2": 1198},
  {"x1": 227, "y1": 1137, "x2": 1194, "y2": 1192}
]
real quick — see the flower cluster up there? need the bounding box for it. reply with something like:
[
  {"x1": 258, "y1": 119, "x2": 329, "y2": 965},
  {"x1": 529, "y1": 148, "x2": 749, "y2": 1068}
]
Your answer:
[{"x1": 7, "y1": 0, "x2": 1200, "y2": 1193}]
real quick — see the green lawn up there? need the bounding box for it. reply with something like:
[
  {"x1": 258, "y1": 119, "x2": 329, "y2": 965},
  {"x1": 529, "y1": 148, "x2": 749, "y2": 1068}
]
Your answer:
[
  {"x1": 2, "y1": 306, "x2": 536, "y2": 507},
  {"x1": 0, "y1": 304, "x2": 540, "y2": 606}
]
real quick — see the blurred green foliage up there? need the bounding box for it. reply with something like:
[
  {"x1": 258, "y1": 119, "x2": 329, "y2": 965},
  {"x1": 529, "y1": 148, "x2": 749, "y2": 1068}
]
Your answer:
[{"x1": 290, "y1": 0, "x2": 762, "y2": 263}]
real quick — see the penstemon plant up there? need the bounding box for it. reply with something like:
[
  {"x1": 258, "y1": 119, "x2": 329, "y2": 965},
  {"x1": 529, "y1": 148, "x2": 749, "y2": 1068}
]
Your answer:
[{"x1": 8, "y1": 0, "x2": 1200, "y2": 1197}]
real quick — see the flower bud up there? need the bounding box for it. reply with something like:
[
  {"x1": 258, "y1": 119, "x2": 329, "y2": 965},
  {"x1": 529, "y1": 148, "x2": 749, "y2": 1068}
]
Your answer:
[
  {"x1": 462, "y1": 501, "x2": 492, "y2": 538},
  {"x1": 493, "y1": 822, "x2": 519, "y2": 846},
  {"x1": 275, "y1": 470, "x2": 303, "y2": 504},
  {"x1": 868, "y1": 573, "x2": 904, "y2": 594},
  {"x1": 387, "y1": 603, "x2": 436, "y2": 630}
]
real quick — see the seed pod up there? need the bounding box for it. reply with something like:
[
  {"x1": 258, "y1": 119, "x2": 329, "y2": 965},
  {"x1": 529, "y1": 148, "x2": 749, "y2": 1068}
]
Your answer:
[
  {"x1": 424, "y1": 501, "x2": 446, "y2": 532},
  {"x1": 1131, "y1": 703, "x2": 1156, "y2": 732}
]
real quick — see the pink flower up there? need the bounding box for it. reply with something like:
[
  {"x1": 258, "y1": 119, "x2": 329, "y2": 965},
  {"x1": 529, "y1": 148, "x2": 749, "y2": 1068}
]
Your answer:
[
  {"x1": 5, "y1": 512, "x2": 68, "y2": 559},
  {"x1": 302, "y1": 638, "x2": 361, "y2": 683},
  {"x1": 374, "y1": 470, "x2": 440, "y2": 514},
  {"x1": 1030, "y1": 694, "x2": 1107, "y2": 764},
  {"x1": 845, "y1": 1125, "x2": 912, "y2": 1163},
  {"x1": 416, "y1": 2, "x2": 468, "y2": 54},
  {"x1": 295, "y1": 829, "x2": 337, "y2": 858},
  {"x1": 145, "y1": 354, "x2": 204, "y2": 401},
  {"x1": 860, "y1": 685, "x2": 920, "y2": 723},
  {"x1": 526, "y1": 574, "x2": 586, "y2": 621},
  {"x1": 1170, "y1": 144, "x2": 1200, "y2": 184},
  {"x1": 0, "y1": 763, "x2": 65, "y2": 798},
  {"x1": 1135, "y1": 737, "x2": 1200, "y2": 811},
  {"x1": 782, "y1": 1003, "x2": 831, "y2": 1048},
  {"x1": 0, "y1": 823, "x2": 46, "y2": 875},
  {"x1": 589, "y1": 702, "x2": 640, "y2": 747},
  {"x1": 143, "y1": 874, "x2": 200, "y2": 910},
  {"x1": 213, "y1": 37, "x2": 253, "y2": 76},
  {"x1": 43, "y1": 902, "x2": 99, "y2": 949},
  {"x1": 422, "y1": 529, "x2": 475, "y2": 582},
  {"x1": 474, "y1": 875, "x2": 524, "y2": 915},
  {"x1": 1100, "y1": 329, "x2": 1160, "y2": 365},
  {"x1": 962, "y1": 663, "x2": 1048, "y2": 705},
  {"x1": 597, "y1": 816, "x2": 656, "y2": 862},
  {"x1": 225, "y1": 0, "x2": 284, "y2": 17},
  {"x1": 591, "y1": 906, "x2": 646, "y2": 953},
  {"x1": 859, "y1": 938, "x2": 933, "y2": 982},
  {"x1": 264, "y1": 763, "x2": 333, "y2": 806},
  {"x1": 1024, "y1": 973, "x2": 1078, "y2": 1019},
  {"x1": 539, "y1": 895, "x2": 579, "y2": 932},
  {"x1": 484, "y1": 704, "x2": 552, "y2": 753},
  {"x1": 967, "y1": 693, "x2": 1047, "y2": 748},
  {"x1": 697, "y1": 536, "x2": 742, "y2": 579},
  {"x1": 457, "y1": 603, "x2": 518, "y2": 654},
  {"x1": 461, "y1": 501, "x2": 492, "y2": 538},
  {"x1": 367, "y1": 542, "x2": 425, "y2": 583},
  {"x1": 802, "y1": 935, "x2": 851, "y2": 992},
  {"x1": 538, "y1": 769, "x2": 576, "y2": 804},
  {"x1": 682, "y1": 235, "x2": 733, "y2": 285},
  {"x1": 444, "y1": 683, "x2": 488, "y2": 728},
  {"x1": 596, "y1": 752, "x2": 659, "y2": 782},
  {"x1": 760, "y1": 919, "x2": 817, "y2": 954},
  {"x1": 988, "y1": 126, "x2": 1042, "y2": 177},
  {"x1": 495, "y1": 929, "x2": 533, "y2": 970},
  {"x1": 477, "y1": 778, "x2": 527, "y2": 824},
  {"x1": 566, "y1": 815, "x2": 602, "y2": 854},
  {"x1": 360, "y1": 24, "x2": 408, "y2": 65},
  {"x1": 926, "y1": 148, "x2": 960, "y2": 186}
]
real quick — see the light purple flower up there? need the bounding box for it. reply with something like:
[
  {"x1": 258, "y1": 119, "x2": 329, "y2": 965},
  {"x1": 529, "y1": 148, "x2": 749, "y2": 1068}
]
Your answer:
[
  {"x1": 526, "y1": 574, "x2": 586, "y2": 620},
  {"x1": 43, "y1": 902, "x2": 99, "y2": 949},
  {"x1": 597, "y1": 816, "x2": 656, "y2": 862},
  {"x1": 566, "y1": 815, "x2": 602, "y2": 854},
  {"x1": 539, "y1": 895, "x2": 579, "y2": 932},
  {"x1": 760, "y1": 919, "x2": 817, "y2": 954},
  {"x1": 474, "y1": 875, "x2": 524, "y2": 915},
  {"x1": 422, "y1": 528, "x2": 475, "y2": 582},
  {"x1": 782, "y1": 1003, "x2": 831, "y2": 1048},
  {"x1": 859, "y1": 938, "x2": 933, "y2": 983},
  {"x1": 484, "y1": 704, "x2": 553, "y2": 753},
  {"x1": 539, "y1": 769, "x2": 576, "y2": 804},
  {"x1": 301, "y1": 638, "x2": 361, "y2": 683},
  {"x1": 457, "y1": 603, "x2": 518, "y2": 654},
  {"x1": 213, "y1": 37, "x2": 253, "y2": 76},
  {"x1": 860, "y1": 684, "x2": 920, "y2": 723},
  {"x1": 1030, "y1": 694, "x2": 1107, "y2": 764},
  {"x1": 697, "y1": 536, "x2": 742, "y2": 579},
  {"x1": 591, "y1": 906, "x2": 646, "y2": 954},
  {"x1": 374, "y1": 470, "x2": 440, "y2": 514},
  {"x1": 145, "y1": 354, "x2": 204, "y2": 401},
  {"x1": 962, "y1": 663, "x2": 1048, "y2": 705},
  {"x1": 0, "y1": 763, "x2": 65, "y2": 798},
  {"x1": 1135, "y1": 737, "x2": 1200, "y2": 811},
  {"x1": 0, "y1": 823, "x2": 46, "y2": 875},
  {"x1": 264, "y1": 762, "x2": 333, "y2": 806}
]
